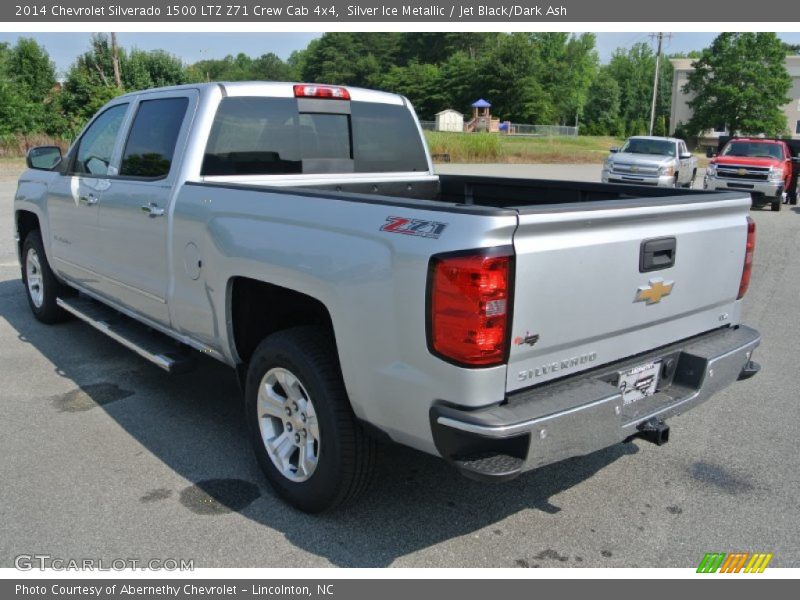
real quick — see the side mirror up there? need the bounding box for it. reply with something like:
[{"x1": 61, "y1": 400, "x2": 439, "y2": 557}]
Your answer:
[
  {"x1": 680, "y1": 152, "x2": 693, "y2": 160},
  {"x1": 26, "y1": 146, "x2": 62, "y2": 171},
  {"x1": 705, "y1": 147, "x2": 716, "y2": 158},
  {"x1": 609, "y1": 147, "x2": 619, "y2": 153}
]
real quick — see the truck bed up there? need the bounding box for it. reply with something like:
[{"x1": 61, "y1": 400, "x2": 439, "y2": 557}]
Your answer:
[{"x1": 198, "y1": 174, "x2": 732, "y2": 214}]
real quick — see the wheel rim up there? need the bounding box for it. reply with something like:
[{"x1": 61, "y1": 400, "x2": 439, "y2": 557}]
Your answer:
[
  {"x1": 25, "y1": 248, "x2": 44, "y2": 308},
  {"x1": 257, "y1": 367, "x2": 320, "y2": 482}
]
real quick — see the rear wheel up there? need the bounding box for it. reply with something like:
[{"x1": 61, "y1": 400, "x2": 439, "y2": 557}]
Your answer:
[
  {"x1": 245, "y1": 326, "x2": 377, "y2": 512},
  {"x1": 21, "y1": 230, "x2": 71, "y2": 324}
]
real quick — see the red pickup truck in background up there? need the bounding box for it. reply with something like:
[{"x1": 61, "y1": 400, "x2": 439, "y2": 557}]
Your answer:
[{"x1": 705, "y1": 137, "x2": 800, "y2": 211}]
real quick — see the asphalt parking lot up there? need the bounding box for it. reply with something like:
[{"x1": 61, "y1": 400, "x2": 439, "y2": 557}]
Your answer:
[{"x1": 1, "y1": 164, "x2": 798, "y2": 568}]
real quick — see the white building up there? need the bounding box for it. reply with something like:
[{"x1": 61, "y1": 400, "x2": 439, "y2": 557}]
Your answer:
[
  {"x1": 670, "y1": 56, "x2": 800, "y2": 144},
  {"x1": 435, "y1": 109, "x2": 464, "y2": 133}
]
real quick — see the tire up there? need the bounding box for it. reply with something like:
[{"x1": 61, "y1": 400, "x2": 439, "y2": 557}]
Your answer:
[
  {"x1": 21, "y1": 230, "x2": 71, "y2": 324},
  {"x1": 673, "y1": 174, "x2": 680, "y2": 188},
  {"x1": 771, "y1": 198, "x2": 782, "y2": 212},
  {"x1": 245, "y1": 326, "x2": 377, "y2": 512},
  {"x1": 686, "y1": 169, "x2": 697, "y2": 189}
]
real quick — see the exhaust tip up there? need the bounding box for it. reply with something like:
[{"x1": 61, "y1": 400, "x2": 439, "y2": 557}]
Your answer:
[{"x1": 636, "y1": 418, "x2": 670, "y2": 446}]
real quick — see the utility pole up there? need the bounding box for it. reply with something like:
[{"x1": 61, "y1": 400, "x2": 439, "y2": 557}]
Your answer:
[
  {"x1": 110, "y1": 32, "x2": 122, "y2": 88},
  {"x1": 648, "y1": 32, "x2": 668, "y2": 136}
]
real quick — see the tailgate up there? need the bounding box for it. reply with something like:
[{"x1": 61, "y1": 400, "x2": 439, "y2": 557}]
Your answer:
[{"x1": 506, "y1": 194, "x2": 752, "y2": 393}]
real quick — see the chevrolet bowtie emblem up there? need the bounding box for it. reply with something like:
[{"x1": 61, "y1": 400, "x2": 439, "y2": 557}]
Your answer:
[
  {"x1": 737, "y1": 168, "x2": 747, "y2": 176},
  {"x1": 636, "y1": 278, "x2": 674, "y2": 304}
]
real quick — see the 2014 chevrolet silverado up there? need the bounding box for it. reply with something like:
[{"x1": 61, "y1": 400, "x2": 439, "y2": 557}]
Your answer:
[{"x1": 14, "y1": 82, "x2": 761, "y2": 512}]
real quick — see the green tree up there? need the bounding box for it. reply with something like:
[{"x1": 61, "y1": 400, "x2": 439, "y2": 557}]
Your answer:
[
  {"x1": 684, "y1": 33, "x2": 792, "y2": 137},
  {"x1": 0, "y1": 39, "x2": 59, "y2": 140},
  {"x1": 301, "y1": 33, "x2": 401, "y2": 87},
  {"x1": 122, "y1": 48, "x2": 186, "y2": 89},
  {"x1": 438, "y1": 51, "x2": 481, "y2": 114},
  {"x1": 0, "y1": 44, "x2": 23, "y2": 139},
  {"x1": 59, "y1": 35, "x2": 123, "y2": 134},
  {"x1": 377, "y1": 62, "x2": 446, "y2": 119},
  {"x1": 582, "y1": 69, "x2": 621, "y2": 135},
  {"x1": 474, "y1": 33, "x2": 553, "y2": 123},
  {"x1": 654, "y1": 115, "x2": 667, "y2": 136},
  {"x1": 530, "y1": 33, "x2": 598, "y2": 126},
  {"x1": 8, "y1": 38, "x2": 56, "y2": 102},
  {"x1": 605, "y1": 42, "x2": 672, "y2": 136},
  {"x1": 782, "y1": 42, "x2": 800, "y2": 55}
]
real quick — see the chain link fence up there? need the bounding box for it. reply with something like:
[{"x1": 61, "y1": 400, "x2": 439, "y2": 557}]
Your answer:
[{"x1": 420, "y1": 121, "x2": 578, "y2": 136}]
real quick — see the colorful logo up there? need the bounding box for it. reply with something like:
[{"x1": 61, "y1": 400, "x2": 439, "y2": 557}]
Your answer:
[
  {"x1": 380, "y1": 216, "x2": 448, "y2": 239},
  {"x1": 635, "y1": 278, "x2": 674, "y2": 305},
  {"x1": 697, "y1": 552, "x2": 773, "y2": 573}
]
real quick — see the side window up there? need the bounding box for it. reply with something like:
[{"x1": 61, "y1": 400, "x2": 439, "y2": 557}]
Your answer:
[
  {"x1": 679, "y1": 142, "x2": 688, "y2": 156},
  {"x1": 120, "y1": 97, "x2": 189, "y2": 178},
  {"x1": 73, "y1": 104, "x2": 128, "y2": 176}
]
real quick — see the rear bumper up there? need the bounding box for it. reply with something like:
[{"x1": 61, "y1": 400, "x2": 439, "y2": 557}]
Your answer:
[
  {"x1": 430, "y1": 325, "x2": 761, "y2": 481},
  {"x1": 704, "y1": 176, "x2": 782, "y2": 199}
]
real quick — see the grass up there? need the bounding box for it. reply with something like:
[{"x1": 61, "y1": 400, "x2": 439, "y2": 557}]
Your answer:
[
  {"x1": 425, "y1": 132, "x2": 625, "y2": 164},
  {"x1": 0, "y1": 157, "x2": 26, "y2": 181}
]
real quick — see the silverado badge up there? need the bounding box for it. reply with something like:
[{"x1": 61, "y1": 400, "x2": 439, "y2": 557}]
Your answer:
[{"x1": 636, "y1": 278, "x2": 674, "y2": 304}]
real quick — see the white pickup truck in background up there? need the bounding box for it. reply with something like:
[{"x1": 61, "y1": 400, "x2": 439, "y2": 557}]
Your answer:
[
  {"x1": 15, "y1": 82, "x2": 760, "y2": 512},
  {"x1": 602, "y1": 136, "x2": 699, "y2": 188}
]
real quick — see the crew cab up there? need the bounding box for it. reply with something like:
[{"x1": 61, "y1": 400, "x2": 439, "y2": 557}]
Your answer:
[
  {"x1": 14, "y1": 82, "x2": 761, "y2": 512},
  {"x1": 705, "y1": 137, "x2": 800, "y2": 211},
  {"x1": 602, "y1": 136, "x2": 698, "y2": 188}
]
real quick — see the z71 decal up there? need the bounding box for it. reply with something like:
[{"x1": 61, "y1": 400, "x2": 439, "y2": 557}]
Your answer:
[{"x1": 380, "y1": 216, "x2": 448, "y2": 239}]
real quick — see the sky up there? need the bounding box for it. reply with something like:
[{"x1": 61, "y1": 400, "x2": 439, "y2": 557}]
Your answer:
[{"x1": 1, "y1": 32, "x2": 800, "y2": 77}]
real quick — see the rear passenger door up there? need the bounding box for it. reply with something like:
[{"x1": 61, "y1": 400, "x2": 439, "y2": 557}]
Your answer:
[{"x1": 93, "y1": 91, "x2": 195, "y2": 326}]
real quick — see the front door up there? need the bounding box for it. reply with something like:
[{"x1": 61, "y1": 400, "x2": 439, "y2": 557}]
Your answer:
[
  {"x1": 92, "y1": 93, "x2": 194, "y2": 326},
  {"x1": 47, "y1": 103, "x2": 130, "y2": 287}
]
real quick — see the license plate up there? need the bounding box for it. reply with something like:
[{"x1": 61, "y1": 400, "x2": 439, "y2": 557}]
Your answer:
[{"x1": 618, "y1": 360, "x2": 661, "y2": 405}]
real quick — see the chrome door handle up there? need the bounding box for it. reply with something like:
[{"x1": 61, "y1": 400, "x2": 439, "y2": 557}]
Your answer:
[
  {"x1": 141, "y1": 202, "x2": 165, "y2": 218},
  {"x1": 79, "y1": 194, "x2": 98, "y2": 205}
]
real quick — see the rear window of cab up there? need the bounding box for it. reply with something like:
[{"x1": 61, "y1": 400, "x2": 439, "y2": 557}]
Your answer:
[{"x1": 202, "y1": 97, "x2": 429, "y2": 176}]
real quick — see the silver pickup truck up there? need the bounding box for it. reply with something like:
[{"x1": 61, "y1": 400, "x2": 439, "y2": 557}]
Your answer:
[
  {"x1": 14, "y1": 82, "x2": 760, "y2": 512},
  {"x1": 602, "y1": 136, "x2": 699, "y2": 188}
]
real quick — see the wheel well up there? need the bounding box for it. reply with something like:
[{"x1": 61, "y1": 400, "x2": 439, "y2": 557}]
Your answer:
[
  {"x1": 15, "y1": 211, "x2": 40, "y2": 255},
  {"x1": 230, "y1": 277, "x2": 335, "y2": 364}
]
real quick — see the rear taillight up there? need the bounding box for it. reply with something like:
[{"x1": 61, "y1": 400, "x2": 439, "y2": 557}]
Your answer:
[
  {"x1": 428, "y1": 249, "x2": 513, "y2": 367},
  {"x1": 737, "y1": 216, "x2": 756, "y2": 299},
  {"x1": 293, "y1": 84, "x2": 350, "y2": 100}
]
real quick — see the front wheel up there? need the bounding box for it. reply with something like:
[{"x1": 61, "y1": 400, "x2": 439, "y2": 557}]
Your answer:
[
  {"x1": 771, "y1": 198, "x2": 782, "y2": 212},
  {"x1": 21, "y1": 230, "x2": 71, "y2": 324},
  {"x1": 245, "y1": 326, "x2": 377, "y2": 512}
]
